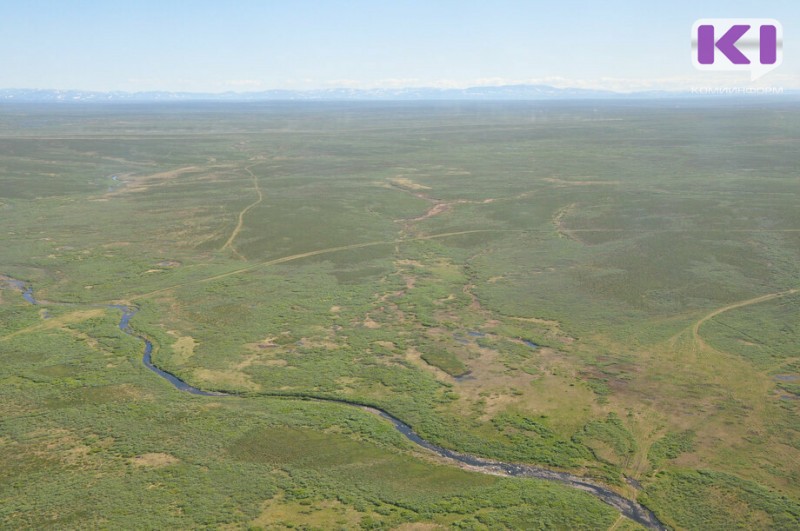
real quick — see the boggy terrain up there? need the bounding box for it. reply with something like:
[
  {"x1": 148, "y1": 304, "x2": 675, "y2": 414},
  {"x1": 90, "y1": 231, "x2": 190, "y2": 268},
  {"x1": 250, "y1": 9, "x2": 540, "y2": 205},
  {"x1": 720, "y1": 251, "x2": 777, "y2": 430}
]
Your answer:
[{"x1": 1, "y1": 101, "x2": 799, "y2": 529}]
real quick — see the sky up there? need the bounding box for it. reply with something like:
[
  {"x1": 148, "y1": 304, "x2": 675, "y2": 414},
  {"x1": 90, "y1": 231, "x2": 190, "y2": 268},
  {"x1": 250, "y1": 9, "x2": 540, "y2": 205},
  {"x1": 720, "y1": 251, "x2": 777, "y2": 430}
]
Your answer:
[{"x1": 1, "y1": 0, "x2": 799, "y2": 92}]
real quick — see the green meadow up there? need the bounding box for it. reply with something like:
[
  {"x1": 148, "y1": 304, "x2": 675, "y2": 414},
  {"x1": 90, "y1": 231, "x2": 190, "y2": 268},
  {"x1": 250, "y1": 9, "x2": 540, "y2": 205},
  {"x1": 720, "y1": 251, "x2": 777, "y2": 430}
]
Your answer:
[{"x1": 1, "y1": 100, "x2": 799, "y2": 529}]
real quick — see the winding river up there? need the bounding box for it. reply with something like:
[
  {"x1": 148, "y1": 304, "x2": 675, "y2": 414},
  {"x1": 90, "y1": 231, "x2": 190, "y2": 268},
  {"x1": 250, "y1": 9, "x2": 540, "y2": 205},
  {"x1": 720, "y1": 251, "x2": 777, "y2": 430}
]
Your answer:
[{"x1": 5, "y1": 278, "x2": 667, "y2": 530}]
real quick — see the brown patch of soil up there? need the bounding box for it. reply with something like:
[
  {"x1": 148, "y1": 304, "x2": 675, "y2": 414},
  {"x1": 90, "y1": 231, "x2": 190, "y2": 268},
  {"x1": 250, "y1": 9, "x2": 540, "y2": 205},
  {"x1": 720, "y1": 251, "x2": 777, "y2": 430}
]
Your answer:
[
  {"x1": 389, "y1": 177, "x2": 431, "y2": 190},
  {"x1": 363, "y1": 316, "x2": 381, "y2": 329},
  {"x1": 544, "y1": 177, "x2": 621, "y2": 186},
  {"x1": 131, "y1": 453, "x2": 180, "y2": 468}
]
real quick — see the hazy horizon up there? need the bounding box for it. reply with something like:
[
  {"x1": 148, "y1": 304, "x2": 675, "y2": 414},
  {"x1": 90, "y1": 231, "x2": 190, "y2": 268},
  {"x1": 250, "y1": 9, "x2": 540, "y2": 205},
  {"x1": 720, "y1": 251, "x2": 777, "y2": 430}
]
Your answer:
[{"x1": 3, "y1": 0, "x2": 799, "y2": 93}]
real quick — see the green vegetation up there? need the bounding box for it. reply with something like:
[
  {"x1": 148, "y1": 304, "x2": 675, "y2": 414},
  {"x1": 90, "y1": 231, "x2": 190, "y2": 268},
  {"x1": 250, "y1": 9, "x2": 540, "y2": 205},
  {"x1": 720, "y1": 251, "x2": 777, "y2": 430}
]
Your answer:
[
  {"x1": 643, "y1": 469, "x2": 800, "y2": 530},
  {"x1": 1, "y1": 101, "x2": 799, "y2": 528},
  {"x1": 701, "y1": 293, "x2": 800, "y2": 368},
  {"x1": 648, "y1": 431, "x2": 696, "y2": 468},
  {"x1": 420, "y1": 349, "x2": 469, "y2": 377},
  {"x1": 574, "y1": 413, "x2": 637, "y2": 466}
]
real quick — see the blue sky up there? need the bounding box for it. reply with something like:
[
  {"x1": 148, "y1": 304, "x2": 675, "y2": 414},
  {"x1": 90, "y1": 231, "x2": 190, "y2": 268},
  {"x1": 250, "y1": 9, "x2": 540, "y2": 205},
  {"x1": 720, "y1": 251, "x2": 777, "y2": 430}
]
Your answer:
[{"x1": 1, "y1": 0, "x2": 798, "y2": 92}]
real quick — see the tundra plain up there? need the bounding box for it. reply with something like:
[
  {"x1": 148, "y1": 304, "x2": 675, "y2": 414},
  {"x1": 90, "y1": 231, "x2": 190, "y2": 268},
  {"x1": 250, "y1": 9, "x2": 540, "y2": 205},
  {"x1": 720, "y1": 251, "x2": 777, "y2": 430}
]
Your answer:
[{"x1": 1, "y1": 101, "x2": 799, "y2": 529}]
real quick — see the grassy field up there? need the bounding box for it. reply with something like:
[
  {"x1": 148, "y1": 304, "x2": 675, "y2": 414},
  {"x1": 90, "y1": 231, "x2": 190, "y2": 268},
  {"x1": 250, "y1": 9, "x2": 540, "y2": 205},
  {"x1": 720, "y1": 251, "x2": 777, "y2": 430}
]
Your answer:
[{"x1": 1, "y1": 100, "x2": 799, "y2": 529}]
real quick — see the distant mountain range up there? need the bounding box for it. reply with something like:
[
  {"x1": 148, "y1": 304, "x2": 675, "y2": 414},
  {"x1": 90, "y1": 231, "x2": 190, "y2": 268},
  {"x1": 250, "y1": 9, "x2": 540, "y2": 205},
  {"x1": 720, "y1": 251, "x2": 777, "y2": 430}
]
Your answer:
[
  {"x1": 0, "y1": 84, "x2": 793, "y2": 103},
  {"x1": 0, "y1": 85, "x2": 675, "y2": 102}
]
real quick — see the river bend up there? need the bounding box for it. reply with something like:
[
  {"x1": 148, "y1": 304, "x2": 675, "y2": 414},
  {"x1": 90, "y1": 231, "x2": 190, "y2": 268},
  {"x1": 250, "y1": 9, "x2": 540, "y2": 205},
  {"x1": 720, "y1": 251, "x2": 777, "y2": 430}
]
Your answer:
[{"x1": 4, "y1": 278, "x2": 667, "y2": 530}]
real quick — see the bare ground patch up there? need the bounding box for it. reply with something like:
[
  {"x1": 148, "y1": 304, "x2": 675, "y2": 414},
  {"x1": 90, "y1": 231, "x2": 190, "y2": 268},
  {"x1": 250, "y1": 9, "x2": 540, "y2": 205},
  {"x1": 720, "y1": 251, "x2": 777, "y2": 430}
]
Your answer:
[
  {"x1": 362, "y1": 316, "x2": 381, "y2": 329},
  {"x1": 246, "y1": 335, "x2": 279, "y2": 350},
  {"x1": 252, "y1": 492, "x2": 365, "y2": 529},
  {"x1": 406, "y1": 202, "x2": 452, "y2": 222},
  {"x1": 130, "y1": 453, "x2": 180, "y2": 468},
  {"x1": 297, "y1": 337, "x2": 340, "y2": 350},
  {"x1": 389, "y1": 177, "x2": 431, "y2": 190},
  {"x1": 167, "y1": 333, "x2": 196, "y2": 364},
  {"x1": 193, "y1": 368, "x2": 262, "y2": 392},
  {"x1": 394, "y1": 524, "x2": 448, "y2": 531},
  {"x1": 544, "y1": 177, "x2": 621, "y2": 186},
  {"x1": 552, "y1": 202, "x2": 582, "y2": 243},
  {"x1": 104, "y1": 166, "x2": 199, "y2": 196}
]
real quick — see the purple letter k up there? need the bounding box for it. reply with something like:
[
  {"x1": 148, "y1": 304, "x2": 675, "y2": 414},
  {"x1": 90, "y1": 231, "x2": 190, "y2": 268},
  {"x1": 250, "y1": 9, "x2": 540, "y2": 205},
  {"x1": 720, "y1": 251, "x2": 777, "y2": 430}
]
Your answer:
[{"x1": 698, "y1": 24, "x2": 751, "y2": 65}]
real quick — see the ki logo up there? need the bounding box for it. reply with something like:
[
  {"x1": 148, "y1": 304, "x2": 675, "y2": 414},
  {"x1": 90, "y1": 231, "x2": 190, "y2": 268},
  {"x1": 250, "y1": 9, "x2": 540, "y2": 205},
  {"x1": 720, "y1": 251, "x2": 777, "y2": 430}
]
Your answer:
[{"x1": 692, "y1": 19, "x2": 783, "y2": 81}]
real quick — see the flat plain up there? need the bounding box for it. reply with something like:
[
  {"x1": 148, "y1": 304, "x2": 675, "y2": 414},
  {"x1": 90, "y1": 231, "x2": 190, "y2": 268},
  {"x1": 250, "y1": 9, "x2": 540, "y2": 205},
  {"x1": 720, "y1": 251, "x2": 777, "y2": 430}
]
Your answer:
[{"x1": 1, "y1": 100, "x2": 799, "y2": 529}]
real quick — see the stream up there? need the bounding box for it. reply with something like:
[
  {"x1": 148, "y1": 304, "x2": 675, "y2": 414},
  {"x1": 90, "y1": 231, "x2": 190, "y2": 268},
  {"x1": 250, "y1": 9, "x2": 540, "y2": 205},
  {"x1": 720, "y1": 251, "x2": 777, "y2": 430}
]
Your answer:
[{"x1": 4, "y1": 277, "x2": 667, "y2": 530}]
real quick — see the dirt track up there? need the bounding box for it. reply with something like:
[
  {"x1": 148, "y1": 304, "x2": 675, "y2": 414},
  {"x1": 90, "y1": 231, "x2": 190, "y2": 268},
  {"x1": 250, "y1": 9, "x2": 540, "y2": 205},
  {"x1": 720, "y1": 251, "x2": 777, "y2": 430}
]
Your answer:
[{"x1": 221, "y1": 163, "x2": 265, "y2": 259}]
